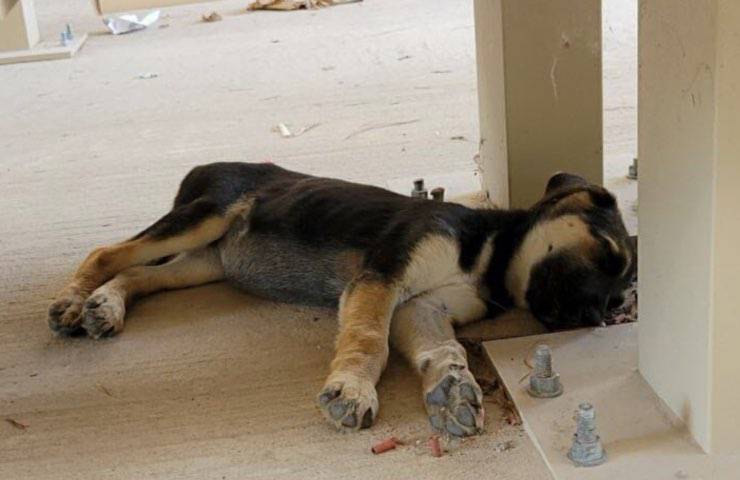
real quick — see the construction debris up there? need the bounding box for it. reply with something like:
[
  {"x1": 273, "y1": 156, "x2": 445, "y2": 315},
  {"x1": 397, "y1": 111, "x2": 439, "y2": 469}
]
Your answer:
[
  {"x1": 247, "y1": 0, "x2": 361, "y2": 11},
  {"x1": 493, "y1": 440, "x2": 515, "y2": 453},
  {"x1": 604, "y1": 274, "x2": 637, "y2": 325},
  {"x1": 96, "y1": 383, "x2": 114, "y2": 397},
  {"x1": 104, "y1": 10, "x2": 160, "y2": 35},
  {"x1": 5, "y1": 418, "x2": 28, "y2": 430},
  {"x1": 344, "y1": 119, "x2": 420, "y2": 140},
  {"x1": 272, "y1": 123, "x2": 319, "y2": 138},
  {"x1": 202, "y1": 11, "x2": 223, "y2": 22},
  {"x1": 371, "y1": 436, "x2": 400, "y2": 454},
  {"x1": 428, "y1": 435, "x2": 443, "y2": 458}
]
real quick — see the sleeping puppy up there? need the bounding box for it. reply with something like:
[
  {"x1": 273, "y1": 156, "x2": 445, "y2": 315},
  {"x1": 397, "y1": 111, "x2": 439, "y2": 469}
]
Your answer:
[{"x1": 47, "y1": 163, "x2": 635, "y2": 437}]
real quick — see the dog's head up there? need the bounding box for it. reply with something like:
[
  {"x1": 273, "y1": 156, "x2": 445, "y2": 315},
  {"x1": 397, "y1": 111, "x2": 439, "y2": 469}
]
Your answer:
[{"x1": 506, "y1": 173, "x2": 635, "y2": 328}]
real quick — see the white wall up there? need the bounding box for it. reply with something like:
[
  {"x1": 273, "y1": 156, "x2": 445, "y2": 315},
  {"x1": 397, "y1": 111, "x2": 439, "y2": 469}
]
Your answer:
[
  {"x1": 475, "y1": 0, "x2": 603, "y2": 208},
  {"x1": 639, "y1": 0, "x2": 740, "y2": 453},
  {"x1": 710, "y1": 0, "x2": 740, "y2": 453}
]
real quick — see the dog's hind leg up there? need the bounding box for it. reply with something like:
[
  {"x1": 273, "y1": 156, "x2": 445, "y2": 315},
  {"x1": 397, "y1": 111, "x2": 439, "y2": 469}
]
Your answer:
[
  {"x1": 48, "y1": 197, "x2": 253, "y2": 335},
  {"x1": 78, "y1": 247, "x2": 224, "y2": 338},
  {"x1": 389, "y1": 294, "x2": 485, "y2": 437}
]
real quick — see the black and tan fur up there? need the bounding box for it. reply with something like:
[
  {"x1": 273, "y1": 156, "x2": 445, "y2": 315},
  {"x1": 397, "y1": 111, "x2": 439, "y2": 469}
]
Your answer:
[{"x1": 48, "y1": 163, "x2": 635, "y2": 436}]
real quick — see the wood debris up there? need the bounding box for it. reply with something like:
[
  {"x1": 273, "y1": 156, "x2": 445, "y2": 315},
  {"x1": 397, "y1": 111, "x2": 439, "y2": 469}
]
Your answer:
[
  {"x1": 247, "y1": 0, "x2": 361, "y2": 11},
  {"x1": 96, "y1": 383, "x2": 114, "y2": 397},
  {"x1": 344, "y1": 119, "x2": 420, "y2": 140},
  {"x1": 490, "y1": 388, "x2": 522, "y2": 426},
  {"x1": 273, "y1": 123, "x2": 319, "y2": 138},
  {"x1": 5, "y1": 418, "x2": 28, "y2": 430},
  {"x1": 604, "y1": 274, "x2": 637, "y2": 325},
  {"x1": 202, "y1": 11, "x2": 223, "y2": 22}
]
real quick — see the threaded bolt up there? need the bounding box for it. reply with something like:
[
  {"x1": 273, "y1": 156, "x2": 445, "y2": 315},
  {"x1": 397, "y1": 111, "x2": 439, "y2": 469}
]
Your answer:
[
  {"x1": 568, "y1": 402, "x2": 607, "y2": 467},
  {"x1": 411, "y1": 178, "x2": 428, "y2": 199},
  {"x1": 534, "y1": 345, "x2": 553, "y2": 377},
  {"x1": 576, "y1": 403, "x2": 596, "y2": 441},
  {"x1": 430, "y1": 187, "x2": 445, "y2": 201},
  {"x1": 65, "y1": 23, "x2": 74, "y2": 40},
  {"x1": 628, "y1": 158, "x2": 638, "y2": 179},
  {"x1": 527, "y1": 344, "x2": 563, "y2": 398}
]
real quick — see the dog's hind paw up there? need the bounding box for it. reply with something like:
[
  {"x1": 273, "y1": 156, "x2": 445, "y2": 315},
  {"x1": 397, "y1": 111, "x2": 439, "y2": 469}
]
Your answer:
[
  {"x1": 48, "y1": 290, "x2": 86, "y2": 336},
  {"x1": 81, "y1": 287, "x2": 126, "y2": 339}
]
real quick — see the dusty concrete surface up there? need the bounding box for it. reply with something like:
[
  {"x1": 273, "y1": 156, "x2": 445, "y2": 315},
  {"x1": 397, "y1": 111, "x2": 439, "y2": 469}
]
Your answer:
[
  {"x1": 0, "y1": 1, "x2": 552, "y2": 479},
  {"x1": 602, "y1": 0, "x2": 638, "y2": 234},
  {"x1": 0, "y1": 1, "x2": 636, "y2": 478},
  {"x1": 486, "y1": 325, "x2": 740, "y2": 480}
]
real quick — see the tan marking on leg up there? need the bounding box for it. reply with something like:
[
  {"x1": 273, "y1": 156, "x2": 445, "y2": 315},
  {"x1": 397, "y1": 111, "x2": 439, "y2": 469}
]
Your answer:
[
  {"x1": 72, "y1": 198, "x2": 251, "y2": 295},
  {"x1": 331, "y1": 279, "x2": 398, "y2": 376},
  {"x1": 106, "y1": 248, "x2": 224, "y2": 303},
  {"x1": 49, "y1": 197, "x2": 252, "y2": 332},
  {"x1": 335, "y1": 249, "x2": 364, "y2": 281},
  {"x1": 318, "y1": 278, "x2": 398, "y2": 431},
  {"x1": 80, "y1": 248, "x2": 224, "y2": 338}
]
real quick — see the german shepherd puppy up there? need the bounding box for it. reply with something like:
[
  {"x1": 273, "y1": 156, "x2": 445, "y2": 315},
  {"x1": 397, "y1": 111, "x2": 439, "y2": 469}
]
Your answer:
[{"x1": 47, "y1": 163, "x2": 635, "y2": 437}]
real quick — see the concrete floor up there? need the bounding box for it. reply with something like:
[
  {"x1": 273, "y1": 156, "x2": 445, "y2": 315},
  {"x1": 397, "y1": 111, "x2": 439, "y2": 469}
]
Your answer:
[{"x1": 0, "y1": 1, "x2": 636, "y2": 479}]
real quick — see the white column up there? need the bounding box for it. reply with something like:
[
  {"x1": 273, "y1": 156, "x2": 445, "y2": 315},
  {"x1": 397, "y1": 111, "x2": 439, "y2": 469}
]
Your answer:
[
  {"x1": 0, "y1": 0, "x2": 39, "y2": 52},
  {"x1": 474, "y1": 0, "x2": 603, "y2": 208},
  {"x1": 639, "y1": 0, "x2": 740, "y2": 453}
]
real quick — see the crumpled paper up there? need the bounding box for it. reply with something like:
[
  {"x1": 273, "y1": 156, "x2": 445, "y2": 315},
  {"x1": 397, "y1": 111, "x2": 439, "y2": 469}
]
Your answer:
[
  {"x1": 247, "y1": 0, "x2": 361, "y2": 11},
  {"x1": 104, "y1": 10, "x2": 160, "y2": 35}
]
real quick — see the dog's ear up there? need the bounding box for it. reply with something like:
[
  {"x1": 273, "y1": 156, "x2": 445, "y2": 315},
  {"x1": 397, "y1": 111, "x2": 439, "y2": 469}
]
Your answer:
[{"x1": 545, "y1": 172, "x2": 588, "y2": 196}]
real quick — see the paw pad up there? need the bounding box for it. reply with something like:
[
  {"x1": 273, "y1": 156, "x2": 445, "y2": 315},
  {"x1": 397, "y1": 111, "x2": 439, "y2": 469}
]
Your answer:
[
  {"x1": 425, "y1": 371, "x2": 484, "y2": 437},
  {"x1": 318, "y1": 376, "x2": 378, "y2": 433}
]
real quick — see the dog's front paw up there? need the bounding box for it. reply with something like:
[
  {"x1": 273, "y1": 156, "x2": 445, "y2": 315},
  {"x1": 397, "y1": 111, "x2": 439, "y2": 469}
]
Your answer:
[
  {"x1": 318, "y1": 373, "x2": 378, "y2": 432},
  {"x1": 425, "y1": 365, "x2": 484, "y2": 437},
  {"x1": 81, "y1": 287, "x2": 125, "y2": 339},
  {"x1": 48, "y1": 289, "x2": 86, "y2": 335}
]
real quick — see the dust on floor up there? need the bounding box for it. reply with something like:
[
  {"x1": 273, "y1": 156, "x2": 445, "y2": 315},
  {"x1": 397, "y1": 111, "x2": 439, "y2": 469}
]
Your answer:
[
  {"x1": 1, "y1": 0, "x2": 638, "y2": 477},
  {"x1": 0, "y1": 0, "x2": 552, "y2": 479}
]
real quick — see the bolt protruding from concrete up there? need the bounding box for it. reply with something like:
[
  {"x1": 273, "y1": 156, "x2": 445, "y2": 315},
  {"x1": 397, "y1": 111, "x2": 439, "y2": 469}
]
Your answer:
[
  {"x1": 568, "y1": 403, "x2": 607, "y2": 467},
  {"x1": 527, "y1": 344, "x2": 563, "y2": 398},
  {"x1": 628, "y1": 157, "x2": 638, "y2": 179},
  {"x1": 534, "y1": 344, "x2": 553, "y2": 377},
  {"x1": 411, "y1": 178, "x2": 428, "y2": 199},
  {"x1": 431, "y1": 187, "x2": 445, "y2": 201},
  {"x1": 65, "y1": 23, "x2": 74, "y2": 40}
]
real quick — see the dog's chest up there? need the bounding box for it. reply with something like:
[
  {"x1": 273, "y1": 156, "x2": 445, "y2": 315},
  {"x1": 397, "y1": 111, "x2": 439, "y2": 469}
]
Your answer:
[{"x1": 399, "y1": 235, "x2": 493, "y2": 325}]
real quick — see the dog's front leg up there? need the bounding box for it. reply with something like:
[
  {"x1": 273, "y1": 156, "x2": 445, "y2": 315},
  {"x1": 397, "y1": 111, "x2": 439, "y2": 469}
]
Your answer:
[
  {"x1": 390, "y1": 294, "x2": 485, "y2": 437},
  {"x1": 318, "y1": 275, "x2": 398, "y2": 432}
]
